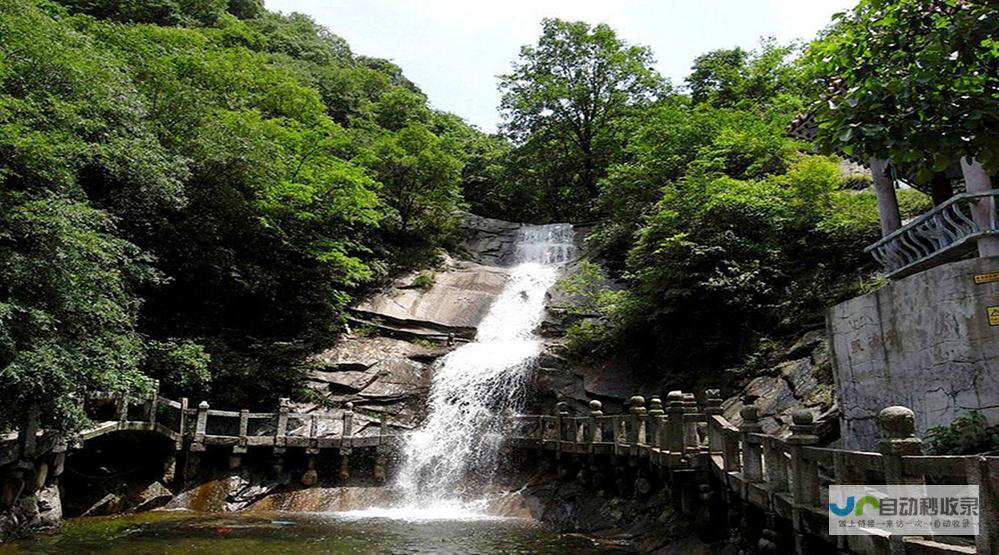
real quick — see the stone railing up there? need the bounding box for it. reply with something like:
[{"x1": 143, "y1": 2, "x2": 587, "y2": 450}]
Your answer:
[
  {"x1": 866, "y1": 191, "x2": 999, "y2": 278},
  {"x1": 1, "y1": 385, "x2": 402, "y2": 496},
  {"x1": 506, "y1": 391, "x2": 999, "y2": 555}
]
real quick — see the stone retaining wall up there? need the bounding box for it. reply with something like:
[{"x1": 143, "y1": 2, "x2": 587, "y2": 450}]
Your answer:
[{"x1": 828, "y1": 256, "x2": 999, "y2": 450}]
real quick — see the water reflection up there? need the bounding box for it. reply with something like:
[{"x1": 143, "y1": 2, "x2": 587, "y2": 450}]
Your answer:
[{"x1": 1, "y1": 511, "x2": 626, "y2": 554}]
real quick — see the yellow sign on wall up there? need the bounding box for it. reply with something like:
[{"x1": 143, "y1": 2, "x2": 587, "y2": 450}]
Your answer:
[
  {"x1": 974, "y1": 272, "x2": 999, "y2": 284},
  {"x1": 988, "y1": 306, "x2": 999, "y2": 327}
]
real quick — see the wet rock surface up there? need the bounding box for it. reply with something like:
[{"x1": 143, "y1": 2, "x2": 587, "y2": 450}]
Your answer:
[
  {"x1": 300, "y1": 213, "x2": 530, "y2": 431},
  {"x1": 502, "y1": 465, "x2": 725, "y2": 555}
]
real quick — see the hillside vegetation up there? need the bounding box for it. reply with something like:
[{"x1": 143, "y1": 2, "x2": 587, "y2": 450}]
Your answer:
[
  {"x1": 4, "y1": 0, "x2": 994, "y2": 430},
  {"x1": 0, "y1": 0, "x2": 501, "y2": 428}
]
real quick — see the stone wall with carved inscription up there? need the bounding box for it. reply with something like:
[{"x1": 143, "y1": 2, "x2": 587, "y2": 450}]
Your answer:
[{"x1": 828, "y1": 256, "x2": 999, "y2": 450}]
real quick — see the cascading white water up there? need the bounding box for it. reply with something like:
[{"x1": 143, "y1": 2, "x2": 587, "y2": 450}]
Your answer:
[{"x1": 345, "y1": 224, "x2": 574, "y2": 520}]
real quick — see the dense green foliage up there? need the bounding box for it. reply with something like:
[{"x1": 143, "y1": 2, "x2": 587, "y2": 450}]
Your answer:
[
  {"x1": 536, "y1": 40, "x2": 886, "y2": 378},
  {"x1": 808, "y1": 0, "x2": 999, "y2": 178},
  {"x1": 0, "y1": 0, "x2": 492, "y2": 429}
]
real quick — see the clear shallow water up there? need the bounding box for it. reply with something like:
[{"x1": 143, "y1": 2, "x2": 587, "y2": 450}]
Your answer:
[{"x1": 0, "y1": 511, "x2": 621, "y2": 554}]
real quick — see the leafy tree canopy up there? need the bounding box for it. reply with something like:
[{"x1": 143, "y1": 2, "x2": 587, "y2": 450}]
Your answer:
[
  {"x1": 0, "y1": 0, "x2": 495, "y2": 429},
  {"x1": 499, "y1": 18, "x2": 667, "y2": 219},
  {"x1": 807, "y1": 0, "x2": 999, "y2": 177}
]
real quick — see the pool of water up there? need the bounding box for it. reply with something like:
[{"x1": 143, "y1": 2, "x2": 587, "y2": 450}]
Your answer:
[{"x1": 0, "y1": 511, "x2": 627, "y2": 554}]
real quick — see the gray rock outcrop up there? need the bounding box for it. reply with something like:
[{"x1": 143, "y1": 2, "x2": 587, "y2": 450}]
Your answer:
[{"x1": 299, "y1": 213, "x2": 529, "y2": 430}]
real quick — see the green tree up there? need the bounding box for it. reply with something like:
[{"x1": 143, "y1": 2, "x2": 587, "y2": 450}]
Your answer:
[
  {"x1": 362, "y1": 124, "x2": 463, "y2": 241},
  {"x1": 686, "y1": 40, "x2": 804, "y2": 110},
  {"x1": 807, "y1": 0, "x2": 999, "y2": 177},
  {"x1": 499, "y1": 18, "x2": 666, "y2": 218}
]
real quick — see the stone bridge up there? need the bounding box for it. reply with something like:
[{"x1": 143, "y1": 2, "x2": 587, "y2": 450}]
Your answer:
[
  {"x1": 1, "y1": 384, "x2": 402, "y2": 512},
  {"x1": 504, "y1": 391, "x2": 998, "y2": 555}
]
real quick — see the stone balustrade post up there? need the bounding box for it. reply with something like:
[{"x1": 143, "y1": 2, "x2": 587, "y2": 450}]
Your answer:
[
  {"x1": 628, "y1": 396, "x2": 646, "y2": 466},
  {"x1": 788, "y1": 411, "x2": 820, "y2": 502},
  {"x1": 788, "y1": 410, "x2": 820, "y2": 555},
  {"x1": 192, "y1": 401, "x2": 209, "y2": 449},
  {"x1": 739, "y1": 406, "x2": 763, "y2": 483},
  {"x1": 682, "y1": 393, "x2": 698, "y2": 452},
  {"x1": 231, "y1": 409, "x2": 249, "y2": 467},
  {"x1": 574, "y1": 415, "x2": 586, "y2": 452},
  {"x1": 238, "y1": 409, "x2": 249, "y2": 448},
  {"x1": 339, "y1": 402, "x2": 354, "y2": 483},
  {"x1": 50, "y1": 437, "x2": 67, "y2": 482},
  {"x1": 373, "y1": 414, "x2": 389, "y2": 484},
  {"x1": 145, "y1": 380, "x2": 160, "y2": 423},
  {"x1": 878, "y1": 406, "x2": 924, "y2": 555},
  {"x1": 722, "y1": 427, "x2": 741, "y2": 473},
  {"x1": 177, "y1": 398, "x2": 188, "y2": 450},
  {"x1": 555, "y1": 401, "x2": 568, "y2": 459},
  {"x1": 763, "y1": 436, "x2": 788, "y2": 494},
  {"x1": 588, "y1": 400, "x2": 603, "y2": 446},
  {"x1": 703, "y1": 389, "x2": 723, "y2": 454},
  {"x1": 117, "y1": 391, "x2": 129, "y2": 423},
  {"x1": 878, "y1": 406, "x2": 923, "y2": 485},
  {"x1": 647, "y1": 396, "x2": 664, "y2": 452},
  {"x1": 666, "y1": 391, "x2": 685, "y2": 465},
  {"x1": 966, "y1": 456, "x2": 998, "y2": 555},
  {"x1": 275, "y1": 397, "x2": 290, "y2": 447}
]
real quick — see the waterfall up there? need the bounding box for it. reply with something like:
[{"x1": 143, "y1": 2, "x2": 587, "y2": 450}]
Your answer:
[{"x1": 345, "y1": 223, "x2": 574, "y2": 520}]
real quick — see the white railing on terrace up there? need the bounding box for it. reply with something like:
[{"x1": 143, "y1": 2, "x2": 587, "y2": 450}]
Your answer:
[{"x1": 866, "y1": 191, "x2": 999, "y2": 278}]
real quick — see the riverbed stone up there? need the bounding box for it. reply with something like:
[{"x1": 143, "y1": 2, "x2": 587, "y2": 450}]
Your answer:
[
  {"x1": 130, "y1": 481, "x2": 173, "y2": 513},
  {"x1": 80, "y1": 493, "x2": 121, "y2": 517},
  {"x1": 35, "y1": 484, "x2": 61, "y2": 529}
]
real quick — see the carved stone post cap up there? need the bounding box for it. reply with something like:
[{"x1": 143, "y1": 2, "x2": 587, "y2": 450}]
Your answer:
[
  {"x1": 278, "y1": 397, "x2": 290, "y2": 409},
  {"x1": 788, "y1": 410, "x2": 817, "y2": 444},
  {"x1": 198, "y1": 400, "x2": 209, "y2": 409},
  {"x1": 648, "y1": 396, "x2": 664, "y2": 414},
  {"x1": 588, "y1": 400, "x2": 602, "y2": 412},
  {"x1": 704, "y1": 388, "x2": 721, "y2": 401},
  {"x1": 628, "y1": 396, "x2": 646, "y2": 415},
  {"x1": 791, "y1": 410, "x2": 813, "y2": 426},
  {"x1": 667, "y1": 390, "x2": 684, "y2": 401},
  {"x1": 740, "y1": 405, "x2": 759, "y2": 422},
  {"x1": 345, "y1": 401, "x2": 354, "y2": 410},
  {"x1": 879, "y1": 406, "x2": 916, "y2": 439}
]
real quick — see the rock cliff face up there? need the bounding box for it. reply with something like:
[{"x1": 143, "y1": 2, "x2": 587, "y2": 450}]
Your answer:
[{"x1": 297, "y1": 213, "x2": 528, "y2": 430}]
